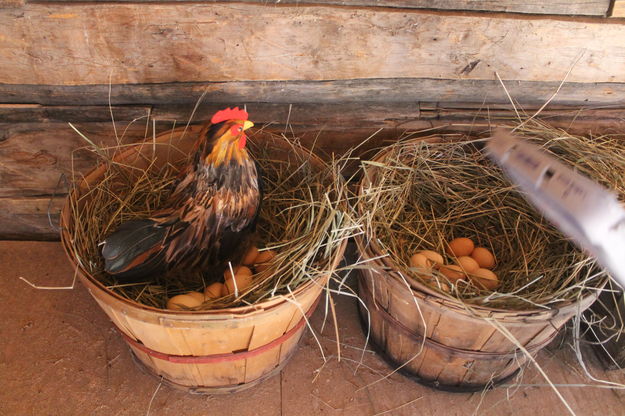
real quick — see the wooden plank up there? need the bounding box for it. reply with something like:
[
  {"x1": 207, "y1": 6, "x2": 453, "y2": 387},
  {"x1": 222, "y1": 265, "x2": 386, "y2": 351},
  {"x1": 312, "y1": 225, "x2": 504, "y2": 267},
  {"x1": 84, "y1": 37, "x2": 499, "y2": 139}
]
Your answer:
[
  {"x1": 153, "y1": 103, "x2": 625, "y2": 130},
  {"x1": 327, "y1": 0, "x2": 611, "y2": 15},
  {"x1": 3, "y1": 79, "x2": 625, "y2": 107},
  {"x1": 0, "y1": 122, "x2": 175, "y2": 198},
  {"x1": 4, "y1": 105, "x2": 625, "y2": 240},
  {"x1": 152, "y1": 102, "x2": 420, "y2": 127},
  {"x1": 27, "y1": 0, "x2": 612, "y2": 17},
  {"x1": 243, "y1": 346, "x2": 282, "y2": 384},
  {"x1": 0, "y1": 0, "x2": 23, "y2": 7},
  {"x1": 1, "y1": 105, "x2": 622, "y2": 195},
  {"x1": 0, "y1": 196, "x2": 63, "y2": 240},
  {"x1": 0, "y1": 120, "x2": 386, "y2": 241},
  {"x1": 0, "y1": 105, "x2": 151, "y2": 123},
  {"x1": 2, "y1": 4, "x2": 625, "y2": 86},
  {"x1": 0, "y1": 120, "x2": 384, "y2": 199},
  {"x1": 3, "y1": 101, "x2": 625, "y2": 131},
  {"x1": 612, "y1": 1, "x2": 625, "y2": 17}
]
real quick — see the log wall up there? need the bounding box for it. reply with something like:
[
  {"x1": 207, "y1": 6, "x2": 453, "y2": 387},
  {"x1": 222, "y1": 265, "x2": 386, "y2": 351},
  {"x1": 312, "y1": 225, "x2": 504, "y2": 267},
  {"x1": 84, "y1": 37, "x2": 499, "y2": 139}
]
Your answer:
[{"x1": 2, "y1": 1, "x2": 625, "y2": 239}]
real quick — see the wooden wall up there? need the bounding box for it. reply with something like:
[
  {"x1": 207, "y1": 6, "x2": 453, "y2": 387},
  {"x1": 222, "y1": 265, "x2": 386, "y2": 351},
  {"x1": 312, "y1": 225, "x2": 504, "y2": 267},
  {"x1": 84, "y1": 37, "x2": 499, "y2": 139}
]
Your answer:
[{"x1": 2, "y1": 0, "x2": 625, "y2": 239}]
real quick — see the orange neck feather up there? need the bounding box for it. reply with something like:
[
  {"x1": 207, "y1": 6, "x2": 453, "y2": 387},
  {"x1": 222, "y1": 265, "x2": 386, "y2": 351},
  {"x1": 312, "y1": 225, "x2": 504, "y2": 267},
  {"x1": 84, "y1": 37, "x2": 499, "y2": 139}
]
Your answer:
[{"x1": 204, "y1": 138, "x2": 249, "y2": 167}]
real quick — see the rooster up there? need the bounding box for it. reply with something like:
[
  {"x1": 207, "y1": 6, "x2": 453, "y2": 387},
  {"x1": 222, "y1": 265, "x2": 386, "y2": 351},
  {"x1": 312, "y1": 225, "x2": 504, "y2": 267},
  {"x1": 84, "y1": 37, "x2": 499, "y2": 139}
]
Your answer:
[{"x1": 100, "y1": 107, "x2": 261, "y2": 282}]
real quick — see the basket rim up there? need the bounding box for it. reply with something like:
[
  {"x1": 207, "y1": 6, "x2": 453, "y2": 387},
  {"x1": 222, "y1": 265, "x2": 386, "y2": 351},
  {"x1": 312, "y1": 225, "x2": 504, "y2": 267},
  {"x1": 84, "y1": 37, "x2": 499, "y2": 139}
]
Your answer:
[
  {"x1": 60, "y1": 126, "x2": 347, "y2": 317},
  {"x1": 355, "y1": 136, "x2": 605, "y2": 315}
]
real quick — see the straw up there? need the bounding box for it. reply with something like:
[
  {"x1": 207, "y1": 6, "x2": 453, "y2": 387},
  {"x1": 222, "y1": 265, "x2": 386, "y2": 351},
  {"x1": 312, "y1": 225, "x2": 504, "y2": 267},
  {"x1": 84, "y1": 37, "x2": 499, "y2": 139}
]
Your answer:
[
  {"x1": 355, "y1": 121, "x2": 617, "y2": 310},
  {"x1": 63, "y1": 128, "x2": 352, "y2": 310}
]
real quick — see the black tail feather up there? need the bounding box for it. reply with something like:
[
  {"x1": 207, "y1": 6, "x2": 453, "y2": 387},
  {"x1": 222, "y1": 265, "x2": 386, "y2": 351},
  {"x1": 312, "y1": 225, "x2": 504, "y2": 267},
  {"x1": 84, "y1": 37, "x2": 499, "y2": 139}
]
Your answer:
[{"x1": 101, "y1": 219, "x2": 168, "y2": 281}]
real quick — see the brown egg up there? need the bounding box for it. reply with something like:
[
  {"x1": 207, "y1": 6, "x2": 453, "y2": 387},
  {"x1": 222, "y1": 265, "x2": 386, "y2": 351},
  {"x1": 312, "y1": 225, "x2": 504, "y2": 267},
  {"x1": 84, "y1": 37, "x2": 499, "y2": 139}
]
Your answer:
[
  {"x1": 186, "y1": 291, "x2": 206, "y2": 303},
  {"x1": 224, "y1": 265, "x2": 253, "y2": 280},
  {"x1": 471, "y1": 247, "x2": 496, "y2": 269},
  {"x1": 417, "y1": 250, "x2": 444, "y2": 266},
  {"x1": 224, "y1": 266, "x2": 236, "y2": 280},
  {"x1": 410, "y1": 253, "x2": 432, "y2": 269},
  {"x1": 409, "y1": 253, "x2": 435, "y2": 280},
  {"x1": 469, "y1": 268, "x2": 500, "y2": 290},
  {"x1": 204, "y1": 282, "x2": 224, "y2": 299},
  {"x1": 223, "y1": 272, "x2": 254, "y2": 296},
  {"x1": 446, "y1": 237, "x2": 475, "y2": 257},
  {"x1": 255, "y1": 250, "x2": 276, "y2": 264},
  {"x1": 456, "y1": 256, "x2": 479, "y2": 273},
  {"x1": 439, "y1": 264, "x2": 466, "y2": 281},
  {"x1": 254, "y1": 250, "x2": 277, "y2": 272},
  {"x1": 242, "y1": 246, "x2": 260, "y2": 266},
  {"x1": 238, "y1": 266, "x2": 253, "y2": 277},
  {"x1": 166, "y1": 293, "x2": 203, "y2": 310}
]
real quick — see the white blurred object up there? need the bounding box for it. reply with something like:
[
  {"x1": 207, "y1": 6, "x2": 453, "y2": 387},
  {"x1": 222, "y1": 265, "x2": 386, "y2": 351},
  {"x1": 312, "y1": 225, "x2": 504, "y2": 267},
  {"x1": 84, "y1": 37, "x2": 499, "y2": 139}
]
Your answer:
[{"x1": 486, "y1": 129, "x2": 625, "y2": 288}]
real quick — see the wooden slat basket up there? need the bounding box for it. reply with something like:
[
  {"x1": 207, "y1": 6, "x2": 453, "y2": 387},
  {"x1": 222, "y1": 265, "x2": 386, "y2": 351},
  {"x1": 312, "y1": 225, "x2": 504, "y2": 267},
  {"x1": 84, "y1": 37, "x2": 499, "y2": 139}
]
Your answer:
[
  {"x1": 60, "y1": 127, "x2": 346, "y2": 393},
  {"x1": 354, "y1": 138, "x2": 602, "y2": 392}
]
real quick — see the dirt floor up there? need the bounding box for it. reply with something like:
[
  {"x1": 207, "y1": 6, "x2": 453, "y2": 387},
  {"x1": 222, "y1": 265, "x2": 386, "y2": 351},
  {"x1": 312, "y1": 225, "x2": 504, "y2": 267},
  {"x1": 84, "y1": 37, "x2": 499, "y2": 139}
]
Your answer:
[{"x1": 2, "y1": 241, "x2": 625, "y2": 416}]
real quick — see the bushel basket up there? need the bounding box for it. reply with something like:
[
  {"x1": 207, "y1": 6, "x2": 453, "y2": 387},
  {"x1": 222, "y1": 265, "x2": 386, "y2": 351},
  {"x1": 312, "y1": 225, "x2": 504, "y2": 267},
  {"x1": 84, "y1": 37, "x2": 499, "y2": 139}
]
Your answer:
[
  {"x1": 354, "y1": 136, "x2": 604, "y2": 391},
  {"x1": 60, "y1": 127, "x2": 346, "y2": 393}
]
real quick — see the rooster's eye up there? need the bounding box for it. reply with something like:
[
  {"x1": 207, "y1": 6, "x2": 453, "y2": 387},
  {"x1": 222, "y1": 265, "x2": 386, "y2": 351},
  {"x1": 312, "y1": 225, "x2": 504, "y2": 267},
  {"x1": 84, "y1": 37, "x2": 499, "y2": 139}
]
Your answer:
[{"x1": 230, "y1": 125, "x2": 244, "y2": 135}]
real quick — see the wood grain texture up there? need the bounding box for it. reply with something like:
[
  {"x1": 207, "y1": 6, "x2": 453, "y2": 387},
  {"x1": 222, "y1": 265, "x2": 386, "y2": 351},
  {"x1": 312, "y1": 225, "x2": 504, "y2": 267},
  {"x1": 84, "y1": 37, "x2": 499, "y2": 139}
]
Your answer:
[
  {"x1": 79, "y1": 264, "x2": 324, "y2": 393},
  {"x1": 27, "y1": 0, "x2": 612, "y2": 16},
  {"x1": 355, "y1": 243, "x2": 599, "y2": 389},
  {"x1": 613, "y1": 1, "x2": 625, "y2": 17},
  {"x1": 358, "y1": 271, "x2": 527, "y2": 388},
  {"x1": 5, "y1": 105, "x2": 625, "y2": 198},
  {"x1": 2, "y1": 4, "x2": 625, "y2": 85},
  {"x1": 0, "y1": 196, "x2": 62, "y2": 240},
  {"x1": 0, "y1": 122, "x2": 167, "y2": 198},
  {"x1": 3, "y1": 79, "x2": 625, "y2": 107},
  {"x1": 206, "y1": 99, "x2": 625, "y2": 131},
  {"x1": 0, "y1": 105, "x2": 150, "y2": 123},
  {"x1": 4, "y1": 104, "x2": 625, "y2": 239},
  {"x1": 0, "y1": 120, "x2": 383, "y2": 200},
  {"x1": 0, "y1": 0, "x2": 23, "y2": 7}
]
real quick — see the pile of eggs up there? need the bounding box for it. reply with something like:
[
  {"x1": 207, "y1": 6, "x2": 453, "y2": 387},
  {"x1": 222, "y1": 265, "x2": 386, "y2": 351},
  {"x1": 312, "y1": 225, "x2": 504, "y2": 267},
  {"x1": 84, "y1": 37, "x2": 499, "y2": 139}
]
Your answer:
[
  {"x1": 166, "y1": 246, "x2": 277, "y2": 310},
  {"x1": 409, "y1": 237, "x2": 499, "y2": 291}
]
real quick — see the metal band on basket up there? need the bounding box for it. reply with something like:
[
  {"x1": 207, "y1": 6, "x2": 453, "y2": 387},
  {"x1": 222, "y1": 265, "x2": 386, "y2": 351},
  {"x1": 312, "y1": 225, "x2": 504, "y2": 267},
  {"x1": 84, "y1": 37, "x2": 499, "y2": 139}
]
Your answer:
[{"x1": 118, "y1": 295, "x2": 321, "y2": 364}]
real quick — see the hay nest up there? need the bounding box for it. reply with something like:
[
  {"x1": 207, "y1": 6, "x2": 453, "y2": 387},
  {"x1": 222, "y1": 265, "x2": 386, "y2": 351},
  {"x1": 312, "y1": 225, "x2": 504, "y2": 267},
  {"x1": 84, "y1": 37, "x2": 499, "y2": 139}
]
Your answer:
[
  {"x1": 356, "y1": 121, "x2": 617, "y2": 310},
  {"x1": 61, "y1": 127, "x2": 350, "y2": 310}
]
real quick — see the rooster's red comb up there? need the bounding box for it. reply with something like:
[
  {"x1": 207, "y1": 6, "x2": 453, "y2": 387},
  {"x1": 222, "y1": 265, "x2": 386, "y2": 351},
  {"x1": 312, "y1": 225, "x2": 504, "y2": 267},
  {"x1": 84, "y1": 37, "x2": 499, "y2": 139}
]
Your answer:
[{"x1": 211, "y1": 107, "x2": 249, "y2": 124}]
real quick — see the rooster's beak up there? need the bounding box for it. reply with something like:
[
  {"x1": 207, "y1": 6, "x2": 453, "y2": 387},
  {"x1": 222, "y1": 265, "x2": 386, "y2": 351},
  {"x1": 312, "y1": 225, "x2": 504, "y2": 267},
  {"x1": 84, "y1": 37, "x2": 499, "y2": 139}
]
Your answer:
[
  {"x1": 243, "y1": 121, "x2": 254, "y2": 131},
  {"x1": 237, "y1": 120, "x2": 254, "y2": 150}
]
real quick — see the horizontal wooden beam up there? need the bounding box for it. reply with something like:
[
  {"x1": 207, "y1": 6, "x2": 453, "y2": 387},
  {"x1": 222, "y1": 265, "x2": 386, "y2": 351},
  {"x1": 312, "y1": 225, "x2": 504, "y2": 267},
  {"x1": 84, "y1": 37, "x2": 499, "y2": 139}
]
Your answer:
[
  {"x1": 27, "y1": 0, "x2": 611, "y2": 16},
  {"x1": 0, "y1": 196, "x2": 63, "y2": 240},
  {"x1": 0, "y1": 102, "x2": 422, "y2": 125},
  {"x1": 6, "y1": 101, "x2": 625, "y2": 129},
  {"x1": 0, "y1": 121, "x2": 178, "y2": 199},
  {"x1": 5, "y1": 105, "x2": 625, "y2": 240},
  {"x1": 162, "y1": 100, "x2": 625, "y2": 119},
  {"x1": 0, "y1": 105, "x2": 151, "y2": 123},
  {"x1": 0, "y1": 118, "x2": 400, "y2": 198},
  {"x1": 3, "y1": 4, "x2": 625, "y2": 86},
  {"x1": 3, "y1": 103, "x2": 625, "y2": 221},
  {"x1": 3, "y1": 79, "x2": 625, "y2": 107}
]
